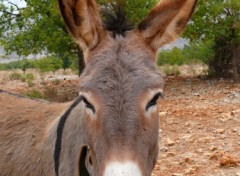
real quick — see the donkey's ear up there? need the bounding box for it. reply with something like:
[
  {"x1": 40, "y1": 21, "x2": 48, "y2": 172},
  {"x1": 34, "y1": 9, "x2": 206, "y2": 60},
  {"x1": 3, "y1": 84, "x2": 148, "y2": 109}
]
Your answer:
[
  {"x1": 58, "y1": 0, "x2": 106, "y2": 50},
  {"x1": 138, "y1": 0, "x2": 197, "y2": 51}
]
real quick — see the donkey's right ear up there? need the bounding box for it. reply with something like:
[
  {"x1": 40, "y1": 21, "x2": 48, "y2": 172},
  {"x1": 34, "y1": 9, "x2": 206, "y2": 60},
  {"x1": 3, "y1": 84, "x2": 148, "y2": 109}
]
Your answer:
[
  {"x1": 58, "y1": 0, "x2": 106, "y2": 51},
  {"x1": 137, "y1": 0, "x2": 197, "y2": 52}
]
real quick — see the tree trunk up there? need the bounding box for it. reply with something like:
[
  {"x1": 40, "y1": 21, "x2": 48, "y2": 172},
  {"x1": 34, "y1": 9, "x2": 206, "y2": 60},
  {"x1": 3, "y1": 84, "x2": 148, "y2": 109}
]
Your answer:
[
  {"x1": 232, "y1": 44, "x2": 240, "y2": 82},
  {"x1": 77, "y1": 48, "x2": 85, "y2": 77}
]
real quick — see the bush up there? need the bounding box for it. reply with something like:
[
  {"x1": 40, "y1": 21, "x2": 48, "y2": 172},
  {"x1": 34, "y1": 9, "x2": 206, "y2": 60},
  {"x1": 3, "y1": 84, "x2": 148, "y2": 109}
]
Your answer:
[
  {"x1": 0, "y1": 64, "x2": 4, "y2": 70},
  {"x1": 27, "y1": 80, "x2": 35, "y2": 87},
  {"x1": 157, "y1": 41, "x2": 215, "y2": 66},
  {"x1": 34, "y1": 57, "x2": 63, "y2": 73},
  {"x1": 0, "y1": 56, "x2": 66, "y2": 72},
  {"x1": 8, "y1": 72, "x2": 35, "y2": 83},
  {"x1": 25, "y1": 73, "x2": 35, "y2": 81},
  {"x1": 23, "y1": 89, "x2": 43, "y2": 99},
  {"x1": 9, "y1": 72, "x2": 23, "y2": 81}
]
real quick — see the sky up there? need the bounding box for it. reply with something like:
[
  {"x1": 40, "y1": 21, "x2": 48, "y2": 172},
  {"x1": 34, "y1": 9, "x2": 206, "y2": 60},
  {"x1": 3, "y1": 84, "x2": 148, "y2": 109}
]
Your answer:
[
  {"x1": 5, "y1": 0, "x2": 26, "y2": 8},
  {"x1": 161, "y1": 38, "x2": 189, "y2": 50}
]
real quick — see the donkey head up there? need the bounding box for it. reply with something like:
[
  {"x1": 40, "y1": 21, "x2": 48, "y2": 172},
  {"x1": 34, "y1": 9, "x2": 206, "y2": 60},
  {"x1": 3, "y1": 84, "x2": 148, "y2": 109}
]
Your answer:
[{"x1": 58, "y1": 0, "x2": 197, "y2": 175}]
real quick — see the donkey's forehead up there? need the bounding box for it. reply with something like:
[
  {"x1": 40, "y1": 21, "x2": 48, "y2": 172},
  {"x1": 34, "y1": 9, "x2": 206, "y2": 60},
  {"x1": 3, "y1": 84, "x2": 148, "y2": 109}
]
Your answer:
[{"x1": 79, "y1": 37, "x2": 163, "y2": 96}]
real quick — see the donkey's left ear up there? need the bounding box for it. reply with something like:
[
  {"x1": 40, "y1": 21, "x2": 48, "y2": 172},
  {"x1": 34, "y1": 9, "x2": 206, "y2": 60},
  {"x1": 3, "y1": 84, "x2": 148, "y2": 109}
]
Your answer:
[
  {"x1": 58, "y1": 0, "x2": 106, "y2": 51},
  {"x1": 137, "y1": 0, "x2": 197, "y2": 51}
]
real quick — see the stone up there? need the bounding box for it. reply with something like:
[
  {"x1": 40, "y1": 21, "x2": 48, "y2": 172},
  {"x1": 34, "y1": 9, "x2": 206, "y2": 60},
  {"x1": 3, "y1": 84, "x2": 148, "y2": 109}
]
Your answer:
[
  {"x1": 237, "y1": 129, "x2": 240, "y2": 136},
  {"x1": 210, "y1": 146, "x2": 218, "y2": 151},
  {"x1": 167, "y1": 138, "x2": 175, "y2": 146},
  {"x1": 159, "y1": 146, "x2": 169, "y2": 152},
  {"x1": 185, "y1": 167, "x2": 196, "y2": 174},
  {"x1": 215, "y1": 129, "x2": 225, "y2": 134},
  {"x1": 197, "y1": 148, "x2": 203, "y2": 153},
  {"x1": 166, "y1": 152, "x2": 176, "y2": 157},
  {"x1": 159, "y1": 111, "x2": 167, "y2": 116},
  {"x1": 232, "y1": 128, "x2": 238, "y2": 132},
  {"x1": 172, "y1": 174, "x2": 182, "y2": 176},
  {"x1": 185, "y1": 122, "x2": 190, "y2": 126},
  {"x1": 184, "y1": 157, "x2": 195, "y2": 164}
]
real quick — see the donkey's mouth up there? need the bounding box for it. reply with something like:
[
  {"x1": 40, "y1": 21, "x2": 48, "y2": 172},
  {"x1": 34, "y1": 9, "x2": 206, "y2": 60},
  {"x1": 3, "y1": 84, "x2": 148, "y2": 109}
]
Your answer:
[{"x1": 79, "y1": 146, "x2": 91, "y2": 176}]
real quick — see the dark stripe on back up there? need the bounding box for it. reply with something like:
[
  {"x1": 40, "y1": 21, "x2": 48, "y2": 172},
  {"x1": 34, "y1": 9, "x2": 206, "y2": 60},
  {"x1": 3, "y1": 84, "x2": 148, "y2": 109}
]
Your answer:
[{"x1": 54, "y1": 96, "x2": 83, "y2": 176}]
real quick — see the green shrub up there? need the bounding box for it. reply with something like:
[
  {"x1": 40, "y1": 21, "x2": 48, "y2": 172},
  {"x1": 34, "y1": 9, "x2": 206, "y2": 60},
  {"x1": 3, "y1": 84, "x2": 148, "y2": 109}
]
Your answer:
[
  {"x1": 25, "y1": 73, "x2": 35, "y2": 81},
  {"x1": 157, "y1": 41, "x2": 215, "y2": 66},
  {"x1": 24, "y1": 89, "x2": 43, "y2": 99},
  {"x1": 9, "y1": 72, "x2": 35, "y2": 83},
  {"x1": 27, "y1": 80, "x2": 35, "y2": 87},
  {"x1": 35, "y1": 57, "x2": 63, "y2": 73},
  {"x1": 9, "y1": 72, "x2": 23, "y2": 81},
  {"x1": 0, "y1": 64, "x2": 4, "y2": 70},
  {"x1": 0, "y1": 56, "x2": 66, "y2": 72}
]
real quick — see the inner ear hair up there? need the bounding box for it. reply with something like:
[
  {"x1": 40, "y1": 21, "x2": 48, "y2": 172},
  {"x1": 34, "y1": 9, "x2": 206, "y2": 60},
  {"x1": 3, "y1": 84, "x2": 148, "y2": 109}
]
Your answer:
[
  {"x1": 138, "y1": 0, "x2": 197, "y2": 50},
  {"x1": 58, "y1": 0, "x2": 106, "y2": 52}
]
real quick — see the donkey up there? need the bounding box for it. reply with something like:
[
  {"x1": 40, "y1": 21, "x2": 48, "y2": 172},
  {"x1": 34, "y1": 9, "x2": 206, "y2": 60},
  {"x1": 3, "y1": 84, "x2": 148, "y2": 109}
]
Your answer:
[{"x1": 0, "y1": 0, "x2": 197, "y2": 175}]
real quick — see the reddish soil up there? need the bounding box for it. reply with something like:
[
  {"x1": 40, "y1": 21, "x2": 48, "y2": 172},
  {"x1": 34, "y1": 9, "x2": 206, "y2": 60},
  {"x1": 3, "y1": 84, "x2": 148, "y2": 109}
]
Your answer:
[
  {"x1": 1, "y1": 74, "x2": 240, "y2": 176},
  {"x1": 154, "y1": 77, "x2": 240, "y2": 176}
]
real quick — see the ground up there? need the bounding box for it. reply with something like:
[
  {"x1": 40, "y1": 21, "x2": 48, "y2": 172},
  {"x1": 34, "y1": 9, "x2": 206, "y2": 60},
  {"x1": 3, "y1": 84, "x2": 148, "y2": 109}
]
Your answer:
[
  {"x1": 0, "y1": 69, "x2": 240, "y2": 176},
  {"x1": 154, "y1": 77, "x2": 240, "y2": 176}
]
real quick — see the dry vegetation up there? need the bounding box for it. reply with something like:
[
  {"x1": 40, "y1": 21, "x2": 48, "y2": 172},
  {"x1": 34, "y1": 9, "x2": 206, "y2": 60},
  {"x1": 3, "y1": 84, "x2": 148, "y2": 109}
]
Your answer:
[{"x1": 0, "y1": 69, "x2": 79, "y2": 102}]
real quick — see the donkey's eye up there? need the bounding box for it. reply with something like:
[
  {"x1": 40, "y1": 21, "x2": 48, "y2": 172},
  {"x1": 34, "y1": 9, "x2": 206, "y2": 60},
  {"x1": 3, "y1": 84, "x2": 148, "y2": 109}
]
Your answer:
[
  {"x1": 146, "y1": 92, "x2": 163, "y2": 111},
  {"x1": 82, "y1": 96, "x2": 96, "y2": 114}
]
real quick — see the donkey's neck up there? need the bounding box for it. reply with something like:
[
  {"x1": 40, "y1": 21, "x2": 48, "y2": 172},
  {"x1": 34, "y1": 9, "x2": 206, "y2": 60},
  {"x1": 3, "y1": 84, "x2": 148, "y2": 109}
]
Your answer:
[{"x1": 43, "y1": 99, "x2": 87, "y2": 176}]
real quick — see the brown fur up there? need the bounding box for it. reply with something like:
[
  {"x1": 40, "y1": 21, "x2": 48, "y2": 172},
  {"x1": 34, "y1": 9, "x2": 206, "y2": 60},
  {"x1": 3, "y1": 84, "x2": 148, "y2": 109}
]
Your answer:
[
  {"x1": 0, "y1": 91, "x2": 69, "y2": 175},
  {"x1": 138, "y1": 0, "x2": 197, "y2": 50},
  {"x1": 58, "y1": 0, "x2": 106, "y2": 56},
  {"x1": 0, "y1": 0, "x2": 197, "y2": 175}
]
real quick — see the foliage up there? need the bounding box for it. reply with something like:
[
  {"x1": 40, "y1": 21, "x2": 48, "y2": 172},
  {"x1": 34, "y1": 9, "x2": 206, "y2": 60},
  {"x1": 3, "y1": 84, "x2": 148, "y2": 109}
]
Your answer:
[
  {"x1": 184, "y1": 0, "x2": 240, "y2": 77},
  {"x1": 0, "y1": 56, "x2": 74, "y2": 72},
  {"x1": 9, "y1": 72, "x2": 35, "y2": 82},
  {"x1": 34, "y1": 57, "x2": 63, "y2": 73},
  {"x1": 157, "y1": 41, "x2": 215, "y2": 66},
  {"x1": 0, "y1": 0, "x2": 77, "y2": 57},
  {"x1": 0, "y1": 0, "x2": 157, "y2": 71},
  {"x1": 23, "y1": 89, "x2": 43, "y2": 99},
  {"x1": 0, "y1": 64, "x2": 4, "y2": 70},
  {"x1": 8, "y1": 72, "x2": 23, "y2": 81},
  {"x1": 98, "y1": 0, "x2": 157, "y2": 24},
  {"x1": 185, "y1": 0, "x2": 240, "y2": 43}
]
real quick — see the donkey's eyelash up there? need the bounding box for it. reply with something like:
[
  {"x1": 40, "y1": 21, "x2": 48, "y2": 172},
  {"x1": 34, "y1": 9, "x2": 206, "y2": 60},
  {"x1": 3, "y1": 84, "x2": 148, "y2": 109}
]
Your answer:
[
  {"x1": 145, "y1": 92, "x2": 163, "y2": 111},
  {"x1": 81, "y1": 96, "x2": 96, "y2": 113}
]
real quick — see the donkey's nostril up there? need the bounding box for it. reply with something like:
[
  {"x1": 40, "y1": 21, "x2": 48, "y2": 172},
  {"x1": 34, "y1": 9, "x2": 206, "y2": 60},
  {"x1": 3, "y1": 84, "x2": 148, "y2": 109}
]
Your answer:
[{"x1": 104, "y1": 161, "x2": 142, "y2": 176}]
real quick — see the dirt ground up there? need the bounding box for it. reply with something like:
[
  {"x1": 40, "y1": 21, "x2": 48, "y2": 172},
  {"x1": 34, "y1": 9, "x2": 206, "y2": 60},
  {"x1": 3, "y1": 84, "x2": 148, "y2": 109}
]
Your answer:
[
  {"x1": 0, "y1": 70, "x2": 240, "y2": 176},
  {"x1": 154, "y1": 77, "x2": 240, "y2": 176}
]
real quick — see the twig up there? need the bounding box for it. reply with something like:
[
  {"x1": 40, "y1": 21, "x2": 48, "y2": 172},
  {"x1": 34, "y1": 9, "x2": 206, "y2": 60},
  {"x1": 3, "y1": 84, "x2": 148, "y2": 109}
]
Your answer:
[
  {"x1": 223, "y1": 8, "x2": 232, "y2": 16},
  {"x1": 0, "y1": 10, "x2": 19, "y2": 16},
  {"x1": 8, "y1": 2, "x2": 20, "y2": 10}
]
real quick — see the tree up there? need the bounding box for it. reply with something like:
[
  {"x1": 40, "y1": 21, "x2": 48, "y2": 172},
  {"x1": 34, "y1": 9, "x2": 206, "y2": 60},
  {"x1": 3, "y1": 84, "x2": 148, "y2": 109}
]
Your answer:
[
  {"x1": 185, "y1": 0, "x2": 240, "y2": 81},
  {"x1": 0, "y1": 0, "x2": 80, "y2": 71},
  {"x1": 0, "y1": 0, "x2": 157, "y2": 74},
  {"x1": 98, "y1": 0, "x2": 157, "y2": 24}
]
